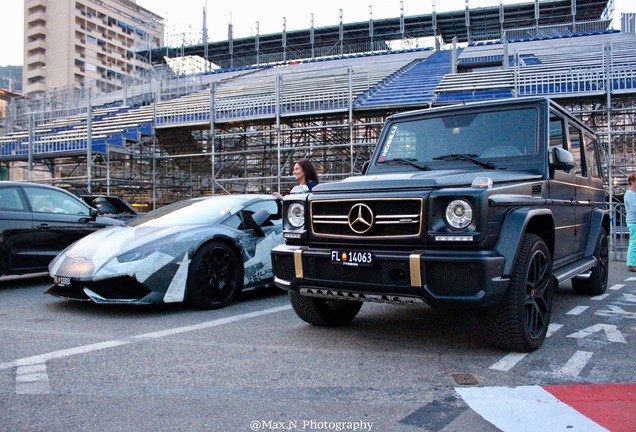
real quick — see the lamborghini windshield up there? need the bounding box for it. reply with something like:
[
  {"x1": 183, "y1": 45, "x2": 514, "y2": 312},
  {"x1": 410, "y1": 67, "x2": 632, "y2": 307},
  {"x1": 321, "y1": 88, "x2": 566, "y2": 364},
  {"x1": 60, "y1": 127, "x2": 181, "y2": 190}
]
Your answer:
[{"x1": 127, "y1": 196, "x2": 246, "y2": 227}]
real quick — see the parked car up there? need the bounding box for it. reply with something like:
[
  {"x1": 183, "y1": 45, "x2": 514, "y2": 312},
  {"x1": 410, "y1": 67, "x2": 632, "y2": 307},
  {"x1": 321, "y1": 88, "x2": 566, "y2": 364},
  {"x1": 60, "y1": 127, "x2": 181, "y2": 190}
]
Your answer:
[
  {"x1": 46, "y1": 194, "x2": 283, "y2": 309},
  {"x1": 0, "y1": 181, "x2": 123, "y2": 277},
  {"x1": 80, "y1": 194, "x2": 138, "y2": 221},
  {"x1": 272, "y1": 97, "x2": 609, "y2": 352}
]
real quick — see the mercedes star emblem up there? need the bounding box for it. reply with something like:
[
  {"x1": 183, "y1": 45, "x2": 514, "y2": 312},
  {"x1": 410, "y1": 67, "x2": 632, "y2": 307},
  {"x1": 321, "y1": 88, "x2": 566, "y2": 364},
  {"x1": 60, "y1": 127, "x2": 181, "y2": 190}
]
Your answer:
[{"x1": 348, "y1": 203, "x2": 374, "y2": 234}]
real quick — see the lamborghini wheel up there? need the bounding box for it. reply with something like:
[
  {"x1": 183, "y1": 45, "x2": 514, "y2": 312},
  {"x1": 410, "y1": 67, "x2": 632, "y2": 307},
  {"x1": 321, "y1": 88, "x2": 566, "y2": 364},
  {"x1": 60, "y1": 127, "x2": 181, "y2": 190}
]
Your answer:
[{"x1": 187, "y1": 241, "x2": 243, "y2": 310}]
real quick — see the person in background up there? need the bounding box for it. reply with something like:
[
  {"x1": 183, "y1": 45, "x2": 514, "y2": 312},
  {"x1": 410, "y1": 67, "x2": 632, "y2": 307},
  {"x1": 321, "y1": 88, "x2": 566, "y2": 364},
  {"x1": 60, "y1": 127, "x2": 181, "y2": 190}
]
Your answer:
[
  {"x1": 273, "y1": 157, "x2": 319, "y2": 199},
  {"x1": 625, "y1": 173, "x2": 636, "y2": 272}
]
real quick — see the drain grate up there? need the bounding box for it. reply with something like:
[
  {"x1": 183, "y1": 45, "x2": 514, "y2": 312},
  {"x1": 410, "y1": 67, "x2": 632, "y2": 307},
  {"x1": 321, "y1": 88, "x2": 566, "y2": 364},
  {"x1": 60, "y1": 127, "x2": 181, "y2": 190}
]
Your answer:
[{"x1": 451, "y1": 372, "x2": 479, "y2": 386}]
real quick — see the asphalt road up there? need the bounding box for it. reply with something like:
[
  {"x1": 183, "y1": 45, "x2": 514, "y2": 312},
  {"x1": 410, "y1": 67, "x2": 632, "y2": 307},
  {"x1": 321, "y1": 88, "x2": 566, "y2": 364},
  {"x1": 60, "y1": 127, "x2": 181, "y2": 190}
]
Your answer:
[{"x1": 0, "y1": 258, "x2": 634, "y2": 432}]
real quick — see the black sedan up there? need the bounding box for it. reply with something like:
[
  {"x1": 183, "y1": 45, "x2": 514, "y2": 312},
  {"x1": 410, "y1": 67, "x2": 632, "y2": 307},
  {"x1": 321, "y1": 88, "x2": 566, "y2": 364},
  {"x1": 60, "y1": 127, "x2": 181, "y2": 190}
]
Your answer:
[
  {"x1": 0, "y1": 181, "x2": 122, "y2": 277},
  {"x1": 47, "y1": 194, "x2": 283, "y2": 309},
  {"x1": 80, "y1": 194, "x2": 138, "y2": 221}
]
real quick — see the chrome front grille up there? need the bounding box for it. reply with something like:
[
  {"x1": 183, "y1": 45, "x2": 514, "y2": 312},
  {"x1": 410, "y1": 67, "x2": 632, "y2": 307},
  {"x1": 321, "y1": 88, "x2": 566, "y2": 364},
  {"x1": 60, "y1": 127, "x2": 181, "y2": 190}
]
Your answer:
[{"x1": 311, "y1": 198, "x2": 423, "y2": 238}]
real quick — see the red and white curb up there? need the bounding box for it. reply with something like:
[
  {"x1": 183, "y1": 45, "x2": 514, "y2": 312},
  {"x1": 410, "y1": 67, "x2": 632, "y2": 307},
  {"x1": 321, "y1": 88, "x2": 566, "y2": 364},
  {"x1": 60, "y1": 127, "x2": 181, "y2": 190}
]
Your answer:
[{"x1": 456, "y1": 384, "x2": 636, "y2": 432}]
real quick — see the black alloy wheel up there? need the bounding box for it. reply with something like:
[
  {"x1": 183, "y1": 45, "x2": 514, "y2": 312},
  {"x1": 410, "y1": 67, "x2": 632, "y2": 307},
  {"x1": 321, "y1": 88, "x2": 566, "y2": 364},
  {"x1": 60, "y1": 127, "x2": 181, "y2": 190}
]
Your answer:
[
  {"x1": 572, "y1": 227, "x2": 609, "y2": 296},
  {"x1": 478, "y1": 234, "x2": 553, "y2": 352},
  {"x1": 187, "y1": 241, "x2": 243, "y2": 310}
]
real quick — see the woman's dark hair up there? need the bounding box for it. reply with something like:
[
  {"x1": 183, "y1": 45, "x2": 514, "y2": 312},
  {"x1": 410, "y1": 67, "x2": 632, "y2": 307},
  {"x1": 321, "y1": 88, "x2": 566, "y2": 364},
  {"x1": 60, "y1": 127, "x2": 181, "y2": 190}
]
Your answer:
[
  {"x1": 296, "y1": 157, "x2": 319, "y2": 184},
  {"x1": 629, "y1": 173, "x2": 636, "y2": 185}
]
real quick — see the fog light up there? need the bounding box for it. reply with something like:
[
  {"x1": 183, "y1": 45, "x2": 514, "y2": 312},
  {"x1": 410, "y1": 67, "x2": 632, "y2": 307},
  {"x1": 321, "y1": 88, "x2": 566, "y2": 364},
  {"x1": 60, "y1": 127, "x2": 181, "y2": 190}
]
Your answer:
[{"x1": 435, "y1": 235, "x2": 473, "y2": 241}]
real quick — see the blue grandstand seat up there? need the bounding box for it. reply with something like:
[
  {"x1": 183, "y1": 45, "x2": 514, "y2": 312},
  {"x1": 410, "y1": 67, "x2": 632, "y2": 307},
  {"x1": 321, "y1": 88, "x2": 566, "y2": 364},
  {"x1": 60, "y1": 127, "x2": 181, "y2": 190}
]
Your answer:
[{"x1": 355, "y1": 50, "x2": 455, "y2": 108}]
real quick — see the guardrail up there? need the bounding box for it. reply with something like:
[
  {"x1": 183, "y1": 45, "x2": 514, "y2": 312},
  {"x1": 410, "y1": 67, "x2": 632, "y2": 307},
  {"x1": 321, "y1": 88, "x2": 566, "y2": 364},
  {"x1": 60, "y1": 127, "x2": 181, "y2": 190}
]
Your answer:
[
  {"x1": 609, "y1": 202, "x2": 628, "y2": 261},
  {"x1": 504, "y1": 20, "x2": 612, "y2": 41}
]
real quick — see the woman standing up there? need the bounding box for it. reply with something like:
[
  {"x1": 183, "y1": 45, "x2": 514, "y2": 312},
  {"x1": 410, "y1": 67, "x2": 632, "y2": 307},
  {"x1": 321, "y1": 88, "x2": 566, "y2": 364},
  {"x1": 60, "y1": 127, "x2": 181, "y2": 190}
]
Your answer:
[
  {"x1": 273, "y1": 157, "x2": 319, "y2": 199},
  {"x1": 625, "y1": 173, "x2": 636, "y2": 271}
]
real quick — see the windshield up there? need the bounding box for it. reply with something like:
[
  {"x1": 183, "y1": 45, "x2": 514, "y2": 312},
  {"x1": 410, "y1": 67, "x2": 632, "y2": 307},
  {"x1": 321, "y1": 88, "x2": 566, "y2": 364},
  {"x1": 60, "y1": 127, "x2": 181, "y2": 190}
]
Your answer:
[
  {"x1": 377, "y1": 107, "x2": 538, "y2": 165},
  {"x1": 126, "y1": 196, "x2": 246, "y2": 227}
]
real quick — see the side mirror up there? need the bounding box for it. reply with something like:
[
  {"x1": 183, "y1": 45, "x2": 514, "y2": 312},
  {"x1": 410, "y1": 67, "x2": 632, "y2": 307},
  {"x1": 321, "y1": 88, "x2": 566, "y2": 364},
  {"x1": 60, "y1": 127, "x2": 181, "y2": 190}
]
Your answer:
[
  {"x1": 362, "y1": 160, "x2": 370, "y2": 175},
  {"x1": 290, "y1": 184, "x2": 310, "y2": 194},
  {"x1": 244, "y1": 208, "x2": 270, "y2": 237},
  {"x1": 550, "y1": 147, "x2": 575, "y2": 171},
  {"x1": 89, "y1": 208, "x2": 98, "y2": 221}
]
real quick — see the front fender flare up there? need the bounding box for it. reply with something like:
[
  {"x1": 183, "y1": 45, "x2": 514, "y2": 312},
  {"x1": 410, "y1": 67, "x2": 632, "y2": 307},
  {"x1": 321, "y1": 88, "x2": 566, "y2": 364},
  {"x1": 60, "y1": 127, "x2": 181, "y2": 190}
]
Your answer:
[{"x1": 495, "y1": 208, "x2": 553, "y2": 276}]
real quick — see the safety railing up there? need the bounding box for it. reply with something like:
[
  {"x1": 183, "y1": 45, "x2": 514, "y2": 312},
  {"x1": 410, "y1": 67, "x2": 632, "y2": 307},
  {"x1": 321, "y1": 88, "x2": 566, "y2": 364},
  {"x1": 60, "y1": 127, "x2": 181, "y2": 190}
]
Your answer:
[
  {"x1": 505, "y1": 20, "x2": 612, "y2": 41},
  {"x1": 609, "y1": 202, "x2": 628, "y2": 261}
]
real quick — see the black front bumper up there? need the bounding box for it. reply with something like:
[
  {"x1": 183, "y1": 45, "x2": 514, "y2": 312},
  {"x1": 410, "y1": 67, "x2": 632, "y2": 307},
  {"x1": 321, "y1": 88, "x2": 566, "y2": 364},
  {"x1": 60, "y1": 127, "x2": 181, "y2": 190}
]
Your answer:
[{"x1": 272, "y1": 244, "x2": 509, "y2": 308}]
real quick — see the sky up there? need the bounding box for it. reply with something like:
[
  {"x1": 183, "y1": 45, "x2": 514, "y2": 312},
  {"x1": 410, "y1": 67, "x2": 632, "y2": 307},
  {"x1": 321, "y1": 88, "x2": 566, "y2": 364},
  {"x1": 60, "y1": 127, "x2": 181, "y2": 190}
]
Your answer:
[{"x1": 0, "y1": 0, "x2": 632, "y2": 66}]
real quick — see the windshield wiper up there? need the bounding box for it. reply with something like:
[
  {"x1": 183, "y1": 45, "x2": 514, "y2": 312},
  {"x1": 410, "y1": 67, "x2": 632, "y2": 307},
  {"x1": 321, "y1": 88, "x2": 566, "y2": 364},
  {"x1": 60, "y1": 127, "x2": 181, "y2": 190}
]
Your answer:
[
  {"x1": 379, "y1": 158, "x2": 431, "y2": 171},
  {"x1": 432, "y1": 153, "x2": 496, "y2": 169}
]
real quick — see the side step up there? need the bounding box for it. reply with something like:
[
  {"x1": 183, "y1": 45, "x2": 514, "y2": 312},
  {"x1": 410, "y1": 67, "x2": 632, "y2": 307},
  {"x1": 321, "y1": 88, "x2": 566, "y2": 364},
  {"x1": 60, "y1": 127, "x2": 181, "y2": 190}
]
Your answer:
[{"x1": 553, "y1": 257, "x2": 597, "y2": 285}]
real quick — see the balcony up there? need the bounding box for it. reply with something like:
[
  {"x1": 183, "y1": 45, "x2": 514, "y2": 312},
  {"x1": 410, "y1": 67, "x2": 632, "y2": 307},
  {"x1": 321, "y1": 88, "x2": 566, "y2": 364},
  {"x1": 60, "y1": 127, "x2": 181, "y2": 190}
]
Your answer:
[
  {"x1": 27, "y1": 30, "x2": 46, "y2": 43},
  {"x1": 26, "y1": 80, "x2": 47, "y2": 94},
  {"x1": 26, "y1": 52, "x2": 46, "y2": 65},
  {"x1": 27, "y1": 2, "x2": 46, "y2": 15},
  {"x1": 25, "y1": 67, "x2": 46, "y2": 81},
  {"x1": 26, "y1": 22, "x2": 46, "y2": 38},
  {"x1": 28, "y1": 9, "x2": 47, "y2": 23},
  {"x1": 25, "y1": 38, "x2": 47, "y2": 52},
  {"x1": 27, "y1": 16, "x2": 46, "y2": 27}
]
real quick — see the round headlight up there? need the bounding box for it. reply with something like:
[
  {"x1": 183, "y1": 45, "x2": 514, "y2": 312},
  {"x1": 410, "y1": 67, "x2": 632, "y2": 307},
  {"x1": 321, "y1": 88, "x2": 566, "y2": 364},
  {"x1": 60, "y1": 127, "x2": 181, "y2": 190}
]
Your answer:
[
  {"x1": 445, "y1": 199, "x2": 473, "y2": 229},
  {"x1": 287, "y1": 202, "x2": 305, "y2": 229}
]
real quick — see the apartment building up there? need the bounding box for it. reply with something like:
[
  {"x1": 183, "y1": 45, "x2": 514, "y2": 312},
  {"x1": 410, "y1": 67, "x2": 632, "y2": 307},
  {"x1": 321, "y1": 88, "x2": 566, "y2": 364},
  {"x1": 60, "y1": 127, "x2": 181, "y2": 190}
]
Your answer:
[{"x1": 23, "y1": 0, "x2": 164, "y2": 95}]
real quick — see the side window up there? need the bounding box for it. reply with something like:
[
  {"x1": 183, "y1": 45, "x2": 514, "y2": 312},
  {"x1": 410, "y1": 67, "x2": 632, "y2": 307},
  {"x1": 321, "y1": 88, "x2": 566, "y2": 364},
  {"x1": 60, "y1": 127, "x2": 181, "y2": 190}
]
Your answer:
[
  {"x1": 549, "y1": 115, "x2": 565, "y2": 164},
  {"x1": 584, "y1": 134, "x2": 602, "y2": 181},
  {"x1": 222, "y1": 214, "x2": 243, "y2": 230},
  {"x1": 0, "y1": 187, "x2": 27, "y2": 211},
  {"x1": 223, "y1": 200, "x2": 281, "y2": 231},
  {"x1": 244, "y1": 200, "x2": 281, "y2": 224},
  {"x1": 567, "y1": 122, "x2": 585, "y2": 176},
  {"x1": 24, "y1": 187, "x2": 90, "y2": 215}
]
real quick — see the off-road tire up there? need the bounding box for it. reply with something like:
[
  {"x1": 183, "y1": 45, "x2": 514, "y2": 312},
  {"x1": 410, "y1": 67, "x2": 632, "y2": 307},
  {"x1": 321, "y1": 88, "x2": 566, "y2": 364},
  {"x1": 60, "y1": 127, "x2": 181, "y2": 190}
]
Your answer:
[
  {"x1": 289, "y1": 291, "x2": 362, "y2": 326},
  {"x1": 572, "y1": 227, "x2": 609, "y2": 296},
  {"x1": 477, "y1": 234, "x2": 553, "y2": 352}
]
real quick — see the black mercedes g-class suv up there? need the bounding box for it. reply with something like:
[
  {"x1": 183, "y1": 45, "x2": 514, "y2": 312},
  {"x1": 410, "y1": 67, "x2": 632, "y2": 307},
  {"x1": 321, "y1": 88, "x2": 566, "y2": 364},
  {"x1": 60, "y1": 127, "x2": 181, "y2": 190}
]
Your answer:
[{"x1": 272, "y1": 97, "x2": 609, "y2": 352}]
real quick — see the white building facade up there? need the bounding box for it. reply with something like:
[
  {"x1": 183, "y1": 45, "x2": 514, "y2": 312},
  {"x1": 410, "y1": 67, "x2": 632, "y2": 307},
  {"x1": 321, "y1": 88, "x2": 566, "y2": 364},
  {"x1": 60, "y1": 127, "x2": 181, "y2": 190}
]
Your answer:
[{"x1": 23, "y1": 0, "x2": 164, "y2": 95}]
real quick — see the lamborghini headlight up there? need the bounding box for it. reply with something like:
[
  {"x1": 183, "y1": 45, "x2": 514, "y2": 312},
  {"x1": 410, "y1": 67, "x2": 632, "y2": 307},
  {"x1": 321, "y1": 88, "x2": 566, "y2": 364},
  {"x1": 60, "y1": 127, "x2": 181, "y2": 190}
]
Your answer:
[
  {"x1": 117, "y1": 247, "x2": 159, "y2": 263},
  {"x1": 116, "y1": 240, "x2": 169, "y2": 263}
]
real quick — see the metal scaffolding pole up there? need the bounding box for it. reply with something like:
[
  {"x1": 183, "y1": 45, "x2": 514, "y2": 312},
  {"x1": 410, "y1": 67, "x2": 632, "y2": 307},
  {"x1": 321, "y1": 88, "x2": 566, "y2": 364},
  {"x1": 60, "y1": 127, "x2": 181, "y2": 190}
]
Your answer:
[
  {"x1": 276, "y1": 74, "x2": 282, "y2": 194},
  {"x1": 27, "y1": 112, "x2": 34, "y2": 182},
  {"x1": 87, "y1": 90, "x2": 93, "y2": 193},
  {"x1": 210, "y1": 82, "x2": 216, "y2": 195}
]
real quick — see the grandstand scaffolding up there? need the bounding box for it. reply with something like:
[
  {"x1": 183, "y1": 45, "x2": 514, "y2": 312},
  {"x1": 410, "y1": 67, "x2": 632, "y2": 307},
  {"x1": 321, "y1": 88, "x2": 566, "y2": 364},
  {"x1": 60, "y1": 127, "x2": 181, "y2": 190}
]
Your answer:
[{"x1": 1, "y1": 1, "x2": 634, "y2": 214}]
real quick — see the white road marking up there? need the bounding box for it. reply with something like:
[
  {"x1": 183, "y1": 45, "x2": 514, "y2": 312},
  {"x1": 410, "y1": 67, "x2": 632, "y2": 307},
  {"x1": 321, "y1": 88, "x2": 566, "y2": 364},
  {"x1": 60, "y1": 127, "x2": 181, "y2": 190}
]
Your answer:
[
  {"x1": 489, "y1": 353, "x2": 528, "y2": 372},
  {"x1": 625, "y1": 277, "x2": 636, "y2": 281},
  {"x1": 0, "y1": 305, "x2": 292, "y2": 371},
  {"x1": 15, "y1": 363, "x2": 51, "y2": 395},
  {"x1": 609, "y1": 283, "x2": 624, "y2": 291},
  {"x1": 595, "y1": 305, "x2": 636, "y2": 319},
  {"x1": 590, "y1": 293, "x2": 611, "y2": 301},
  {"x1": 489, "y1": 323, "x2": 562, "y2": 371},
  {"x1": 567, "y1": 323, "x2": 627, "y2": 343},
  {"x1": 545, "y1": 323, "x2": 563, "y2": 337},
  {"x1": 558, "y1": 350, "x2": 593, "y2": 377},
  {"x1": 456, "y1": 385, "x2": 608, "y2": 432},
  {"x1": 566, "y1": 305, "x2": 589, "y2": 315},
  {"x1": 617, "y1": 292, "x2": 636, "y2": 305}
]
